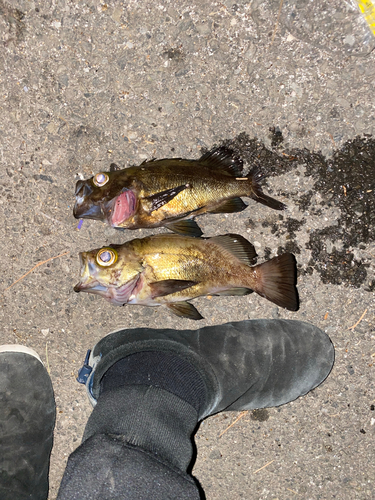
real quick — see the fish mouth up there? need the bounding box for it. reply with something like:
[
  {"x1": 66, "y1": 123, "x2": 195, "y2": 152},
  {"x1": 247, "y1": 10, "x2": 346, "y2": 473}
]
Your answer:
[
  {"x1": 74, "y1": 280, "x2": 108, "y2": 294},
  {"x1": 73, "y1": 180, "x2": 106, "y2": 221},
  {"x1": 108, "y1": 190, "x2": 137, "y2": 227},
  {"x1": 74, "y1": 276, "x2": 141, "y2": 306},
  {"x1": 73, "y1": 202, "x2": 105, "y2": 220},
  {"x1": 74, "y1": 264, "x2": 114, "y2": 298},
  {"x1": 74, "y1": 252, "x2": 104, "y2": 293}
]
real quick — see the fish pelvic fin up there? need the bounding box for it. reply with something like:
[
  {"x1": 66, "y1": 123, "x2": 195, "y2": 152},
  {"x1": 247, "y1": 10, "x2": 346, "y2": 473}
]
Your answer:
[
  {"x1": 166, "y1": 301, "x2": 204, "y2": 320},
  {"x1": 252, "y1": 253, "x2": 299, "y2": 311},
  {"x1": 149, "y1": 279, "x2": 199, "y2": 299},
  {"x1": 209, "y1": 234, "x2": 258, "y2": 266},
  {"x1": 199, "y1": 146, "x2": 244, "y2": 177},
  {"x1": 213, "y1": 287, "x2": 253, "y2": 296},
  {"x1": 165, "y1": 219, "x2": 203, "y2": 237},
  {"x1": 206, "y1": 197, "x2": 247, "y2": 214},
  {"x1": 247, "y1": 167, "x2": 286, "y2": 210}
]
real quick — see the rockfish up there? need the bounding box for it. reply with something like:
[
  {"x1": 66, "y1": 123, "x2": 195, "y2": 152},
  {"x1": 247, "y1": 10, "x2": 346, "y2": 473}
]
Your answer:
[
  {"x1": 74, "y1": 233, "x2": 298, "y2": 319},
  {"x1": 74, "y1": 147, "x2": 286, "y2": 237}
]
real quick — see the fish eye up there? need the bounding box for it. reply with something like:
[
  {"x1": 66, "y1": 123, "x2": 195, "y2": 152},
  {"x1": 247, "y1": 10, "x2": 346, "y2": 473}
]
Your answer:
[
  {"x1": 96, "y1": 247, "x2": 117, "y2": 266},
  {"x1": 93, "y1": 172, "x2": 109, "y2": 187}
]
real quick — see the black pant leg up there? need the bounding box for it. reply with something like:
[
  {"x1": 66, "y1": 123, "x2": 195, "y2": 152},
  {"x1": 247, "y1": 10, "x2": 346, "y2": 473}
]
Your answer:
[{"x1": 57, "y1": 385, "x2": 201, "y2": 500}]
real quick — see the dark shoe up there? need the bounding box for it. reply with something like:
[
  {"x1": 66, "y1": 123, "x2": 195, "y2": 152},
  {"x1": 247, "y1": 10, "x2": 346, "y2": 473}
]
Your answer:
[
  {"x1": 78, "y1": 319, "x2": 334, "y2": 419},
  {"x1": 67, "y1": 320, "x2": 333, "y2": 499},
  {"x1": 0, "y1": 346, "x2": 56, "y2": 500}
]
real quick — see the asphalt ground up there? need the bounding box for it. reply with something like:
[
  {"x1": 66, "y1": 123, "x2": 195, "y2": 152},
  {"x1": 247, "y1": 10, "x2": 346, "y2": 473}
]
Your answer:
[{"x1": 0, "y1": 1, "x2": 374, "y2": 498}]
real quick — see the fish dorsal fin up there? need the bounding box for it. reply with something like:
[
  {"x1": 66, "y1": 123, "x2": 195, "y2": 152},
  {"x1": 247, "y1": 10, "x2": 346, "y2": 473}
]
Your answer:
[
  {"x1": 198, "y1": 147, "x2": 243, "y2": 177},
  {"x1": 209, "y1": 234, "x2": 257, "y2": 266},
  {"x1": 166, "y1": 301, "x2": 203, "y2": 320},
  {"x1": 109, "y1": 163, "x2": 121, "y2": 172}
]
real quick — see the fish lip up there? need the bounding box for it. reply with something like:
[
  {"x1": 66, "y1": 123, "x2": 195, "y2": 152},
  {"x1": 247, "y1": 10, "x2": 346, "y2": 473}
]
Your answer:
[
  {"x1": 74, "y1": 280, "x2": 107, "y2": 293},
  {"x1": 74, "y1": 179, "x2": 93, "y2": 200},
  {"x1": 74, "y1": 252, "x2": 100, "y2": 292},
  {"x1": 75, "y1": 179, "x2": 86, "y2": 196},
  {"x1": 73, "y1": 201, "x2": 106, "y2": 220},
  {"x1": 74, "y1": 253, "x2": 87, "y2": 292},
  {"x1": 108, "y1": 190, "x2": 137, "y2": 227}
]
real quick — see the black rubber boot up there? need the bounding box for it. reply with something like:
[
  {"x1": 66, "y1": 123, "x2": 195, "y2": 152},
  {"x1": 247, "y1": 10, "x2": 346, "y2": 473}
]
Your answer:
[
  {"x1": 58, "y1": 320, "x2": 334, "y2": 500},
  {"x1": 0, "y1": 345, "x2": 56, "y2": 500},
  {"x1": 80, "y1": 319, "x2": 334, "y2": 418}
]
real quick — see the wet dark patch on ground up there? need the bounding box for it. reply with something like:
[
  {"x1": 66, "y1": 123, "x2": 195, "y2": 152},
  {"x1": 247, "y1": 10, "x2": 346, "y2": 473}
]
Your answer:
[
  {"x1": 0, "y1": 0, "x2": 25, "y2": 45},
  {"x1": 250, "y1": 409, "x2": 269, "y2": 422},
  {"x1": 220, "y1": 133, "x2": 375, "y2": 289},
  {"x1": 268, "y1": 126, "x2": 284, "y2": 148},
  {"x1": 307, "y1": 238, "x2": 368, "y2": 285},
  {"x1": 162, "y1": 47, "x2": 184, "y2": 61},
  {"x1": 221, "y1": 132, "x2": 298, "y2": 178},
  {"x1": 305, "y1": 136, "x2": 375, "y2": 244},
  {"x1": 305, "y1": 229, "x2": 370, "y2": 286},
  {"x1": 261, "y1": 216, "x2": 306, "y2": 240}
]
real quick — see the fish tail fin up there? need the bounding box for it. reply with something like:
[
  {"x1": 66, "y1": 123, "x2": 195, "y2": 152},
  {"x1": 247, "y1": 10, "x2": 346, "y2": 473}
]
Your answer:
[
  {"x1": 247, "y1": 168, "x2": 286, "y2": 211},
  {"x1": 252, "y1": 253, "x2": 299, "y2": 311}
]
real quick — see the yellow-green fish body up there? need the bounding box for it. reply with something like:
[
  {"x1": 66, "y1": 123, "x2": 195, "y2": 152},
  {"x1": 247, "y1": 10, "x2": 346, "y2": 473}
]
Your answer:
[{"x1": 74, "y1": 233, "x2": 298, "y2": 319}]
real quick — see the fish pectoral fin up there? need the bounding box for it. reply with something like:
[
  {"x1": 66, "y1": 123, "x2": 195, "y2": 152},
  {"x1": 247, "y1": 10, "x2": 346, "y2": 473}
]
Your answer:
[
  {"x1": 213, "y1": 287, "x2": 253, "y2": 296},
  {"x1": 110, "y1": 163, "x2": 121, "y2": 172},
  {"x1": 149, "y1": 279, "x2": 199, "y2": 299},
  {"x1": 209, "y1": 234, "x2": 258, "y2": 266},
  {"x1": 198, "y1": 147, "x2": 243, "y2": 177},
  {"x1": 145, "y1": 185, "x2": 189, "y2": 213},
  {"x1": 206, "y1": 197, "x2": 247, "y2": 214},
  {"x1": 165, "y1": 219, "x2": 203, "y2": 237},
  {"x1": 166, "y1": 301, "x2": 204, "y2": 320}
]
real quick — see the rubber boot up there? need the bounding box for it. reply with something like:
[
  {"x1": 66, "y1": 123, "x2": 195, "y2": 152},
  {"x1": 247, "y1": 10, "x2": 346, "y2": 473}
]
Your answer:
[
  {"x1": 80, "y1": 319, "x2": 334, "y2": 417},
  {"x1": 0, "y1": 345, "x2": 56, "y2": 500},
  {"x1": 57, "y1": 320, "x2": 334, "y2": 500}
]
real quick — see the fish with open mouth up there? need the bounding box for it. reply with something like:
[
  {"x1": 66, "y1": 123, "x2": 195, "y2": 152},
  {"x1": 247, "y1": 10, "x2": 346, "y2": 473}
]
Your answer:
[
  {"x1": 74, "y1": 233, "x2": 298, "y2": 319},
  {"x1": 73, "y1": 147, "x2": 286, "y2": 237}
]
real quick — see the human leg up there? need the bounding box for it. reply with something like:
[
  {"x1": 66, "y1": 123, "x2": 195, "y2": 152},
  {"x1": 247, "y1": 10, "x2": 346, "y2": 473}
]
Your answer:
[{"x1": 57, "y1": 320, "x2": 334, "y2": 500}]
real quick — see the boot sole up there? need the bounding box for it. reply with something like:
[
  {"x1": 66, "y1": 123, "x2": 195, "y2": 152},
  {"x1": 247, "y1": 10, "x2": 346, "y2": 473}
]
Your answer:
[{"x1": 0, "y1": 344, "x2": 43, "y2": 363}]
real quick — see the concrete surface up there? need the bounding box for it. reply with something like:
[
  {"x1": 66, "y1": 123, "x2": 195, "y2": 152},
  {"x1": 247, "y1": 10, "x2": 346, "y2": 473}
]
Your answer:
[{"x1": 0, "y1": 0, "x2": 374, "y2": 498}]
